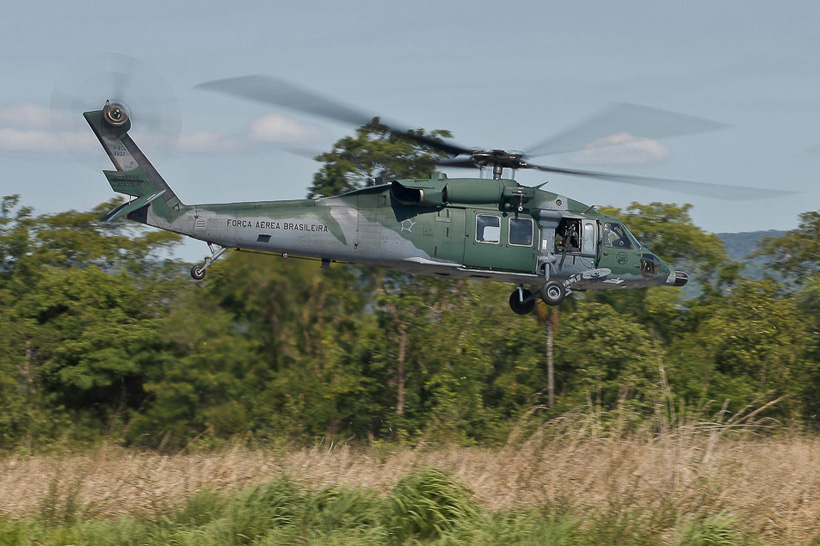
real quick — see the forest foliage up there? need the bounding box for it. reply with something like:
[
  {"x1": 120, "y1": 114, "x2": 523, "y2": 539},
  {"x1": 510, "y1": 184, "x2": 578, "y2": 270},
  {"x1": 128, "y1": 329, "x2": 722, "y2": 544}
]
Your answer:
[{"x1": 2, "y1": 121, "x2": 820, "y2": 453}]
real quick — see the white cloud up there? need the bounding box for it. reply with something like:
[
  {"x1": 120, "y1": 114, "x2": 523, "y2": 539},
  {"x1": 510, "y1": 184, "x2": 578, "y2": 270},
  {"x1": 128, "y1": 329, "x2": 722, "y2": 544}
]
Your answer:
[
  {"x1": 0, "y1": 102, "x2": 53, "y2": 129},
  {"x1": 0, "y1": 128, "x2": 60, "y2": 152},
  {"x1": 0, "y1": 127, "x2": 97, "y2": 153},
  {"x1": 0, "y1": 103, "x2": 321, "y2": 158},
  {"x1": 568, "y1": 132, "x2": 669, "y2": 166},
  {"x1": 0, "y1": 102, "x2": 96, "y2": 154},
  {"x1": 178, "y1": 131, "x2": 241, "y2": 154},
  {"x1": 249, "y1": 114, "x2": 320, "y2": 144}
]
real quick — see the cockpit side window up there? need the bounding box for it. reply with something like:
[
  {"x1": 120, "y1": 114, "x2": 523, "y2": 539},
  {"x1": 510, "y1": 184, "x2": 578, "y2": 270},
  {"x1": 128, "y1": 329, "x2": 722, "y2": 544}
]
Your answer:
[
  {"x1": 582, "y1": 222, "x2": 596, "y2": 252},
  {"x1": 603, "y1": 222, "x2": 633, "y2": 249}
]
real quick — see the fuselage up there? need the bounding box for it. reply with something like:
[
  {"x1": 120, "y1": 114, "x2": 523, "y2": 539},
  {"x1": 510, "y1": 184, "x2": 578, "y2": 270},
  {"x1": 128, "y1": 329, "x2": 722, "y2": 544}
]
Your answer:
[{"x1": 140, "y1": 173, "x2": 682, "y2": 291}]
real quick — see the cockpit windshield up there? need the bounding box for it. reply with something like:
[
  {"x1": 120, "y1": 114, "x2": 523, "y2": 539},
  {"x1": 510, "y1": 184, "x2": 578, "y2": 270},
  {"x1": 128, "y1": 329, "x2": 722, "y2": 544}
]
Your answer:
[{"x1": 603, "y1": 222, "x2": 641, "y2": 249}]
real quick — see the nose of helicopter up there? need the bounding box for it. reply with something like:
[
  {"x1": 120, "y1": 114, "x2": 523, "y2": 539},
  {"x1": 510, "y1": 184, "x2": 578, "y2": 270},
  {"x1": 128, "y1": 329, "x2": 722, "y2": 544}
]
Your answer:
[{"x1": 666, "y1": 270, "x2": 689, "y2": 287}]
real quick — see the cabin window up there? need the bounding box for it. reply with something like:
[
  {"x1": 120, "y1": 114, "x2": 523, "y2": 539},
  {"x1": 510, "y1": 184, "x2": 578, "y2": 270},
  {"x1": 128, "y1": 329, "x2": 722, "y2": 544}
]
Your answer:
[
  {"x1": 603, "y1": 222, "x2": 633, "y2": 249},
  {"x1": 509, "y1": 217, "x2": 533, "y2": 246},
  {"x1": 476, "y1": 214, "x2": 501, "y2": 243}
]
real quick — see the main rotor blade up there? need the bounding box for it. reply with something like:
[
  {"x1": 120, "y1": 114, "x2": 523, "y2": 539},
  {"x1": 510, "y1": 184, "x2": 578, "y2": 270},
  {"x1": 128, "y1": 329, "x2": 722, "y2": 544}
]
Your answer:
[
  {"x1": 528, "y1": 163, "x2": 791, "y2": 200},
  {"x1": 196, "y1": 75, "x2": 471, "y2": 157},
  {"x1": 524, "y1": 103, "x2": 728, "y2": 158}
]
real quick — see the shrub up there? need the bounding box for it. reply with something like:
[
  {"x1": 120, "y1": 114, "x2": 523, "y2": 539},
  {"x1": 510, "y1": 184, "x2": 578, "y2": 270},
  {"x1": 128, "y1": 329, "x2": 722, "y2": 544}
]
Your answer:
[{"x1": 388, "y1": 466, "x2": 482, "y2": 543}]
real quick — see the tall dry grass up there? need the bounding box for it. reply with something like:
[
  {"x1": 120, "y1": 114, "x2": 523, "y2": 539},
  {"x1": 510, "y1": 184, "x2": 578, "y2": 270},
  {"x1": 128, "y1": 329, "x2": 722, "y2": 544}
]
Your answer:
[{"x1": 1, "y1": 418, "x2": 819, "y2": 544}]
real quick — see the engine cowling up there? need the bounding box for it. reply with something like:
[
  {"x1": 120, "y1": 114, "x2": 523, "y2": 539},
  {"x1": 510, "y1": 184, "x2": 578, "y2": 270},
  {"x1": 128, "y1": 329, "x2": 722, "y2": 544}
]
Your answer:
[
  {"x1": 390, "y1": 180, "x2": 445, "y2": 206},
  {"x1": 390, "y1": 175, "x2": 535, "y2": 209}
]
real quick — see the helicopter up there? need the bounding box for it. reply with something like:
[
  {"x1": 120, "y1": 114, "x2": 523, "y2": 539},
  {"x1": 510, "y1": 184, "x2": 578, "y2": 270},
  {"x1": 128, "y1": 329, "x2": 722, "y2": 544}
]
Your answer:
[{"x1": 83, "y1": 76, "x2": 783, "y2": 315}]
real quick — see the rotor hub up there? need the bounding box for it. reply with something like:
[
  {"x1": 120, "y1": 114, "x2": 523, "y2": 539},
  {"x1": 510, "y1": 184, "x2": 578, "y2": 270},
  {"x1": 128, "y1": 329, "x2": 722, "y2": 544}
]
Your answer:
[
  {"x1": 471, "y1": 149, "x2": 525, "y2": 169},
  {"x1": 469, "y1": 150, "x2": 530, "y2": 179},
  {"x1": 102, "y1": 100, "x2": 130, "y2": 127}
]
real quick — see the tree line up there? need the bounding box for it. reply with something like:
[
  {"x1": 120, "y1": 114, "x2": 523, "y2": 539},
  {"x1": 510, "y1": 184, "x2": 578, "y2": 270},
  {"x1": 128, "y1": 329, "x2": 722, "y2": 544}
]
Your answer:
[{"x1": 2, "y1": 120, "x2": 819, "y2": 452}]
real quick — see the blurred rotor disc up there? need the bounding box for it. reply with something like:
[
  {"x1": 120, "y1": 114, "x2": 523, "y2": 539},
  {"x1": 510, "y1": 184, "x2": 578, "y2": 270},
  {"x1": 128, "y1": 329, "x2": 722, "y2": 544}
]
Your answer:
[{"x1": 51, "y1": 53, "x2": 181, "y2": 171}]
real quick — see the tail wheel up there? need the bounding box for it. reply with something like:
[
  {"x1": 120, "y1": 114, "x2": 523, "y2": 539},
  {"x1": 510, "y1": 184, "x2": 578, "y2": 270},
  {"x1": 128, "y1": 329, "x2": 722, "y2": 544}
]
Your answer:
[
  {"x1": 540, "y1": 281, "x2": 566, "y2": 306},
  {"x1": 191, "y1": 265, "x2": 206, "y2": 280},
  {"x1": 509, "y1": 289, "x2": 536, "y2": 315}
]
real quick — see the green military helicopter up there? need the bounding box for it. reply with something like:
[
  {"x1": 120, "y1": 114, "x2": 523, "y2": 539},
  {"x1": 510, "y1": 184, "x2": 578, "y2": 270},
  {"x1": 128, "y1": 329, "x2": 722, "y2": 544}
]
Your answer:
[{"x1": 83, "y1": 75, "x2": 781, "y2": 314}]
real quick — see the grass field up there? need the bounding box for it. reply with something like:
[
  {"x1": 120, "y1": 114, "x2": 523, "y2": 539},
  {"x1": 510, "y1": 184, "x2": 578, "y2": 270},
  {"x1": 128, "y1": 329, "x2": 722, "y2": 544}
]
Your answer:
[{"x1": 2, "y1": 418, "x2": 820, "y2": 545}]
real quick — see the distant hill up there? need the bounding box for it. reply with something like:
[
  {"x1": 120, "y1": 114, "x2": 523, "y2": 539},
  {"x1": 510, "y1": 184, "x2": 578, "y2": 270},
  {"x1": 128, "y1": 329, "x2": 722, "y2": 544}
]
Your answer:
[
  {"x1": 718, "y1": 230, "x2": 785, "y2": 281},
  {"x1": 674, "y1": 230, "x2": 785, "y2": 298},
  {"x1": 718, "y1": 230, "x2": 784, "y2": 261}
]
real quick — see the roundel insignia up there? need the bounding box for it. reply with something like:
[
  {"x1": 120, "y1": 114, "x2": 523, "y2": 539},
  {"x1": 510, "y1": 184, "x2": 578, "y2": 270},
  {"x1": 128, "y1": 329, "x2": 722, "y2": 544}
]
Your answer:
[{"x1": 616, "y1": 252, "x2": 628, "y2": 265}]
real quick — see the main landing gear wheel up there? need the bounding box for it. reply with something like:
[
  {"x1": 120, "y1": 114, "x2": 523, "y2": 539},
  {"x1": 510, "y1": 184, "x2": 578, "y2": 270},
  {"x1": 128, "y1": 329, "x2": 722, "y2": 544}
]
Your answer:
[
  {"x1": 540, "y1": 281, "x2": 566, "y2": 306},
  {"x1": 509, "y1": 288, "x2": 537, "y2": 315}
]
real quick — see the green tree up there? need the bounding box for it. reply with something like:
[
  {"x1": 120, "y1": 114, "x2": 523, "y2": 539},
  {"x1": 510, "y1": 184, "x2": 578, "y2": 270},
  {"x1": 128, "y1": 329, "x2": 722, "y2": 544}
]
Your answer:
[
  {"x1": 553, "y1": 302, "x2": 659, "y2": 415},
  {"x1": 179, "y1": 252, "x2": 374, "y2": 441},
  {"x1": 793, "y1": 274, "x2": 820, "y2": 421},
  {"x1": 668, "y1": 280, "x2": 811, "y2": 419},
  {"x1": 753, "y1": 210, "x2": 820, "y2": 280},
  {"x1": 308, "y1": 118, "x2": 452, "y2": 198},
  {"x1": 0, "y1": 196, "x2": 35, "y2": 446},
  {"x1": 358, "y1": 277, "x2": 500, "y2": 442},
  {"x1": 129, "y1": 291, "x2": 260, "y2": 449},
  {"x1": 0, "y1": 196, "x2": 183, "y2": 448}
]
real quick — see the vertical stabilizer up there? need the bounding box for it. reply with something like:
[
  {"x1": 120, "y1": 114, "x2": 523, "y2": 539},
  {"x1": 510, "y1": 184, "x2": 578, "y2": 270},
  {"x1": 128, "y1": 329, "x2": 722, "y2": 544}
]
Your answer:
[{"x1": 84, "y1": 103, "x2": 185, "y2": 224}]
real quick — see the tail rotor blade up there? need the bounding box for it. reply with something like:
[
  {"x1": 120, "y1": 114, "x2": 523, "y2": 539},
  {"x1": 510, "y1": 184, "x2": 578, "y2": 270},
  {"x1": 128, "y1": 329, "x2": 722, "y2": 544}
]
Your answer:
[{"x1": 51, "y1": 53, "x2": 181, "y2": 171}]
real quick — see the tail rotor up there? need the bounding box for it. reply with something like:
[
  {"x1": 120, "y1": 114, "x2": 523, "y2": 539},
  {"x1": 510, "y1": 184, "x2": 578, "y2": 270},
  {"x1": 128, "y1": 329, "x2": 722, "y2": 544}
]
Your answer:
[{"x1": 51, "y1": 53, "x2": 181, "y2": 171}]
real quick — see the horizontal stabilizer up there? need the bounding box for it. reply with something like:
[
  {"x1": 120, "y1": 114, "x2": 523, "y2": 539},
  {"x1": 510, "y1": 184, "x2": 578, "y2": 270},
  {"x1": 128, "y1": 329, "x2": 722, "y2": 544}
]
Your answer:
[{"x1": 102, "y1": 190, "x2": 166, "y2": 222}]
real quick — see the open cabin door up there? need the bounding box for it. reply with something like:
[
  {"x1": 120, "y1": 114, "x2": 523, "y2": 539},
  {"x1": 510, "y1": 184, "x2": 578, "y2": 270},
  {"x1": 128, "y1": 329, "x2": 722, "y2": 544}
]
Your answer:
[{"x1": 547, "y1": 217, "x2": 598, "y2": 276}]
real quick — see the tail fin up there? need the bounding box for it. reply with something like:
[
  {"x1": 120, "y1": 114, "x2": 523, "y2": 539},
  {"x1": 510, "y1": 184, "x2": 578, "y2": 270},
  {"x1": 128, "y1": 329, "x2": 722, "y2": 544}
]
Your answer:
[{"x1": 84, "y1": 102, "x2": 184, "y2": 224}]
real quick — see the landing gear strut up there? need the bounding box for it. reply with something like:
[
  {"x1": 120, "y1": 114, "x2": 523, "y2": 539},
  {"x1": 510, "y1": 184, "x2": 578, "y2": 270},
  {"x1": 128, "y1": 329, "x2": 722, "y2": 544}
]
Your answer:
[
  {"x1": 191, "y1": 243, "x2": 229, "y2": 280},
  {"x1": 508, "y1": 282, "x2": 567, "y2": 314}
]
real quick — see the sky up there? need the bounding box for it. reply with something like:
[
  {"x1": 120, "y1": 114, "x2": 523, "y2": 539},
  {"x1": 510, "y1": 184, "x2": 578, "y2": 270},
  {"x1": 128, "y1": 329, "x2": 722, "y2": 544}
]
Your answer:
[{"x1": 2, "y1": 0, "x2": 819, "y2": 261}]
